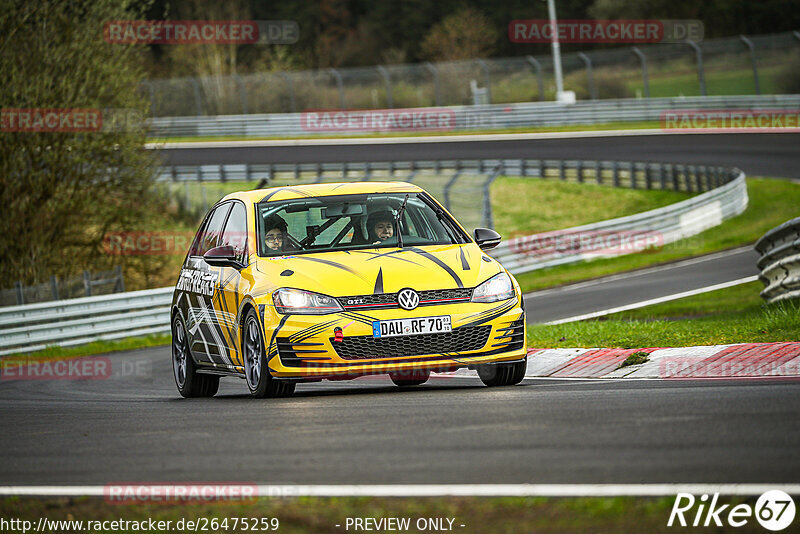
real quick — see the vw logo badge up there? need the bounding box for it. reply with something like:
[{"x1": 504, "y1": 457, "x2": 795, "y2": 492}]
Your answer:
[{"x1": 397, "y1": 288, "x2": 420, "y2": 310}]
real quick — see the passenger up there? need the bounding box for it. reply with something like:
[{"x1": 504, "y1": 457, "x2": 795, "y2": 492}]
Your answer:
[
  {"x1": 367, "y1": 210, "x2": 395, "y2": 244},
  {"x1": 264, "y1": 215, "x2": 290, "y2": 253}
]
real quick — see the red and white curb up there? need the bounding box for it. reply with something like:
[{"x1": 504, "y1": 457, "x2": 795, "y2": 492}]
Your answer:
[{"x1": 433, "y1": 342, "x2": 800, "y2": 380}]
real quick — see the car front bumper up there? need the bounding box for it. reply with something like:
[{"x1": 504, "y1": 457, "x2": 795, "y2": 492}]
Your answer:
[{"x1": 260, "y1": 297, "x2": 526, "y2": 379}]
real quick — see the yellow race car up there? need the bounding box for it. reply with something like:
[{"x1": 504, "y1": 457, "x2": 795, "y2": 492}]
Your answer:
[{"x1": 170, "y1": 182, "x2": 526, "y2": 398}]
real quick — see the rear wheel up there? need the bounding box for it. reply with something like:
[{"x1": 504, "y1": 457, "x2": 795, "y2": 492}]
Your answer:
[
  {"x1": 172, "y1": 315, "x2": 219, "y2": 398},
  {"x1": 389, "y1": 369, "x2": 431, "y2": 387},
  {"x1": 243, "y1": 310, "x2": 295, "y2": 398},
  {"x1": 478, "y1": 359, "x2": 527, "y2": 387}
]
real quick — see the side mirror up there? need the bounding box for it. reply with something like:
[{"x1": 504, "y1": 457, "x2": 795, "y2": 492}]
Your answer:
[
  {"x1": 203, "y1": 245, "x2": 243, "y2": 268},
  {"x1": 474, "y1": 228, "x2": 501, "y2": 250}
]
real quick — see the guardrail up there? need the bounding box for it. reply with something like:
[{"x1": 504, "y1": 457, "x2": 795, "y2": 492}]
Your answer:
[
  {"x1": 0, "y1": 288, "x2": 172, "y2": 356},
  {"x1": 755, "y1": 217, "x2": 800, "y2": 304},
  {"x1": 147, "y1": 94, "x2": 800, "y2": 138},
  {"x1": 2, "y1": 158, "x2": 747, "y2": 355}
]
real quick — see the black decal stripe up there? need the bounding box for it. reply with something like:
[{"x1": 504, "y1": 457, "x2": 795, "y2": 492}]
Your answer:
[
  {"x1": 291, "y1": 256, "x2": 363, "y2": 277},
  {"x1": 460, "y1": 299, "x2": 518, "y2": 328},
  {"x1": 459, "y1": 247, "x2": 470, "y2": 270},
  {"x1": 267, "y1": 315, "x2": 291, "y2": 369},
  {"x1": 341, "y1": 311, "x2": 377, "y2": 326},
  {"x1": 289, "y1": 319, "x2": 339, "y2": 342},
  {"x1": 409, "y1": 247, "x2": 463, "y2": 288},
  {"x1": 374, "y1": 268, "x2": 384, "y2": 294}
]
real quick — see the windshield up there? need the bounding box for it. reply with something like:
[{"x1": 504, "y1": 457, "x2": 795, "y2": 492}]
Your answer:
[{"x1": 256, "y1": 193, "x2": 470, "y2": 256}]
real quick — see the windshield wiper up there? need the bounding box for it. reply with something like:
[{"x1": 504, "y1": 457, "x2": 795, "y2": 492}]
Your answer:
[{"x1": 395, "y1": 194, "x2": 409, "y2": 249}]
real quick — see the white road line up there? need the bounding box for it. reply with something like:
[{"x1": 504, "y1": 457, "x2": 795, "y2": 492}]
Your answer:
[
  {"x1": 523, "y1": 246, "x2": 754, "y2": 299},
  {"x1": 145, "y1": 128, "x2": 741, "y2": 150},
  {"x1": 2, "y1": 484, "x2": 798, "y2": 497},
  {"x1": 545, "y1": 275, "x2": 759, "y2": 325}
]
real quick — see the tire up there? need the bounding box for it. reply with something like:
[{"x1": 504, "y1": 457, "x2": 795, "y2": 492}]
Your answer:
[
  {"x1": 478, "y1": 359, "x2": 527, "y2": 387},
  {"x1": 242, "y1": 309, "x2": 296, "y2": 398},
  {"x1": 172, "y1": 315, "x2": 220, "y2": 398},
  {"x1": 389, "y1": 369, "x2": 431, "y2": 387}
]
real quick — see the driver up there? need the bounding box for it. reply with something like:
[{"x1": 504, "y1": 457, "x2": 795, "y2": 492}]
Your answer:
[
  {"x1": 367, "y1": 210, "x2": 395, "y2": 244},
  {"x1": 264, "y1": 214, "x2": 290, "y2": 253}
]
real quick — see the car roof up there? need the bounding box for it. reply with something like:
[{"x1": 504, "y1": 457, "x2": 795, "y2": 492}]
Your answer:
[{"x1": 222, "y1": 181, "x2": 423, "y2": 204}]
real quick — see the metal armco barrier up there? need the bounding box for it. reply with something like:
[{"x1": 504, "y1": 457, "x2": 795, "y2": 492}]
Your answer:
[
  {"x1": 1, "y1": 159, "x2": 747, "y2": 355},
  {"x1": 147, "y1": 95, "x2": 800, "y2": 138},
  {"x1": 0, "y1": 288, "x2": 172, "y2": 356},
  {"x1": 490, "y1": 166, "x2": 746, "y2": 274},
  {"x1": 755, "y1": 217, "x2": 800, "y2": 303}
]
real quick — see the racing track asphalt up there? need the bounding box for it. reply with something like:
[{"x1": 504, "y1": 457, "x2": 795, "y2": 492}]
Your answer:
[
  {"x1": 156, "y1": 132, "x2": 800, "y2": 179},
  {"x1": 1, "y1": 132, "x2": 796, "y2": 487},
  {"x1": 522, "y1": 246, "x2": 760, "y2": 324},
  {"x1": 1, "y1": 348, "x2": 799, "y2": 485}
]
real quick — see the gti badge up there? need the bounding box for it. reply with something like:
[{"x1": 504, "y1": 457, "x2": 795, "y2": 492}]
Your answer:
[{"x1": 397, "y1": 288, "x2": 420, "y2": 310}]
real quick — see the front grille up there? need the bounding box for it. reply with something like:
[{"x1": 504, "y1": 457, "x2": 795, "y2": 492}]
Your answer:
[
  {"x1": 330, "y1": 325, "x2": 491, "y2": 360},
  {"x1": 338, "y1": 288, "x2": 473, "y2": 310}
]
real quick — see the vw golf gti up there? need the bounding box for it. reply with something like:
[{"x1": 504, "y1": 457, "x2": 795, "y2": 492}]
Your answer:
[{"x1": 171, "y1": 182, "x2": 527, "y2": 398}]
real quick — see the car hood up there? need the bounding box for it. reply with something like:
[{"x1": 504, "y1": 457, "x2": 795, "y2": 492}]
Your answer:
[{"x1": 253, "y1": 243, "x2": 502, "y2": 297}]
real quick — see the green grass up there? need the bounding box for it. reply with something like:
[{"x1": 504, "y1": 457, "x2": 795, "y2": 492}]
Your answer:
[
  {"x1": 3, "y1": 495, "x2": 765, "y2": 534},
  {"x1": 492, "y1": 178, "x2": 690, "y2": 238},
  {"x1": 514, "y1": 178, "x2": 800, "y2": 293},
  {"x1": 527, "y1": 281, "x2": 800, "y2": 348}
]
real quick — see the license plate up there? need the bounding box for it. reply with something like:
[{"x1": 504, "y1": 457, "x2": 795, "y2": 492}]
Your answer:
[{"x1": 372, "y1": 316, "x2": 452, "y2": 338}]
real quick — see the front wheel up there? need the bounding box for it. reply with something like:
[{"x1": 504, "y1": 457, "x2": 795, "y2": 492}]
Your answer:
[
  {"x1": 478, "y1": 359, "x2": 527, "y2": 387},
  {"x1": 172, "y1": 315, "x2": 219, "y2": 398},
  {"x1": 242, "y1": 310, "x2": 295, "y2": 398}
]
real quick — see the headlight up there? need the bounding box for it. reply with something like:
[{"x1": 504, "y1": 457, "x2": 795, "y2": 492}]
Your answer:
[
  {"x1": 471, "y1": 273, "x2": 515, "y2": 303},
  {"x1": 273, "y1": 288, "x2": 343, "y2": 315}
]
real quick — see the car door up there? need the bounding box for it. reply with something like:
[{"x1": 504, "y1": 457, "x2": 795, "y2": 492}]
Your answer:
[
  {"x1": 213, "y1": 201, "x2": 249, "y2": 368},
  {"x1": 182, "y1": 202, "x2": 231, "y2": 364}
]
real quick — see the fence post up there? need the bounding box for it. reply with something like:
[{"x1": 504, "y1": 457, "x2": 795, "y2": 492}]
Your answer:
[
  {"x1": 234, "y1": 74, "x2": 248, "y2": 114},
  {"x1": 595, "y1": 160, "x2": 602, "y2": 185},
  {"x1": 577, "y1": 53, "x2": 597, "y2": 100},
  {"x1": 50, "y1": 276, "x2": 59, "y2": 300},
  {"x1": 631, "y1": 47, "x2": 650, "y2": 98},
  {"x1": 15, "y1": 281, "x2": 24, "y2": 305},
  {"x1": 644, "y1": 163, "x2": 652, "y2": 189},
  {"x1": 612, "y1": 160, "x2": 619, "y2": 187},
  {"x1": 739, "y1": 35, "x2": 760, "y2": 95},
  {"x1": 425, "y1": 62, "x2": 441, "y2": 106},
  {"x1": 576, "y1": 160, "x2": 583, "y2": 183},
  {"x1": 376, "y1": 65, "x2": 393, "y2": 108},
  {"x1": 629, "y1": 161, "x2": 636, "y2": 188},
  {"x1": 482, "y1": 166, "x2": 502, "y2": 229},
  {"x1": 328, "y1": 68, "x2": 346, "y2": 109},
  {"x1": 143, "y1": 80, "x2": 157, "y2": 117},
  {"x1": 476, "y1": 59, "x2": 492, "y2": 104},
  {"x1": 686, "y1": 41, "x2": 707, "y2": 96},
  {"x1": 219, "y1": 164, "x2": 226, "y2": 183},
  {"x1": 659, "y1": 163, "x2": 666, "y2": 190},
  {"x1": 83, "y1": 271, "x2": 92, "y2": 297},
  {"x1": 558, "y1": 159, "x2": 565, "y2": 181},
  {"x1": 279, "y1": 72, "x2": 297, "y2": 113},
  {"x1": 670, "y1": 164, "x2": 678, "y2": 191},
  {"x1": 525, "y1": 56, "x2": 545, "y2": 101},
  {"x1": 444, "y1": 170, "x2": 462, "y2": 211},
  {"x1": 115, "y1": 265, "x2": 125, "y2": 293}
]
